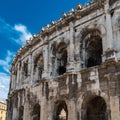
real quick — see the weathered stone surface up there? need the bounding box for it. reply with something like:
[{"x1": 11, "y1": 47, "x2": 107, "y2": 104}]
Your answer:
[{"x1": 7, "y1": 0, "x2": 120, "y2": 120}]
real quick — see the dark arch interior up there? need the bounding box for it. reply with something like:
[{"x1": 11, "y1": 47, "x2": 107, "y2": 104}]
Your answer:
[
  {"x1": 32, "y1": 104, "x2": 41, "y2": 120},
  {"x1": 23, "y1": 60, "x2": 28, "y2": 77},
  {"x1": 82, "y1": 96, "x2": 108, "y2": 120},
  {"x1": 85, "y1": 32, "x2": 103, "y2": 68},
  {"x1": 55, "y1": 101, "x2": 68, "y2": 120},
  {"x1": 57, "y1": 42, "x2": 67, "y2": 75},
  {"x1": 81, "y1": 29, "x2": 103, "y2": 68},
  {"x1": 19, "y1": 106, "x2": 24, "y2": 120},
  {"x1": 51, "y1": 42, "x2": 67, "y2": 76},
  {"x1": 58, "y1": 50, "x2": 67, "y2": 75},
  {"x1": 33, "y1": 54, "x2": 44, "y2": 79}
]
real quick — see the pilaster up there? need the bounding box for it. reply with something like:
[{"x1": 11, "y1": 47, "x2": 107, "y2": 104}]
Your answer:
[
  {"x1": 68, "y1": 100, "x2": 77, "y2": 120},
  {"x1": 23, "y1": 102, "x2": 31, "y2": 120},
  {"x1": 12, "y1": 107, "x2": 18, "y2": 120},
  {"x1": 109, "y1": 96, "x2": 120, "y2": 120},
  {"x1": 105, "y1": 0, "x2": 113, "y2": 49},
  {"x1": 67, "y1": 21, "x2": 75, "y2": 72},
  {"x1": 104, "y1": 0, "x2": 117, "y2": 61},
  {"x1": 28, "y1": 49, "x2": 32, "y2": 84},
  {"x1": 40, "y1": 97, "x2": 47, "y2": 120},
  {"x1": 42, "y1": 44, "x2": 49, "y2": 78},
  {"x1": 16, "y1": 61, "x2": 20, "y2": 88}
]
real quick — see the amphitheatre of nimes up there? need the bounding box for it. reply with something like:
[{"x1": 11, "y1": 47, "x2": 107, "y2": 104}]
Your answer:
[{"x1": 7, "y1": 0, "x2": 120, "y2": 120}]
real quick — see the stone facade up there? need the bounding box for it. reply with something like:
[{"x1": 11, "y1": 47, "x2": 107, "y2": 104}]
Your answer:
[{"x1": 7, "y1": 0, "x2": 120, "y2": 120}]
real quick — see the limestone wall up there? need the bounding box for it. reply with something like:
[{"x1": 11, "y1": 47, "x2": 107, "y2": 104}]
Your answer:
[{"x1": 7, "y1": 0, "x2": 120, "y2": 120}]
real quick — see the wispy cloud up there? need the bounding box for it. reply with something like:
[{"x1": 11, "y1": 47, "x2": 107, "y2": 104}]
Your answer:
[
  {"x1": 14, "y1": 24, "x2": 32, "y2": 45},
  {"x1": 0, "y1": 51, "x2": 14, "y2": 73},
  {"x1": 0, "y1": 17, "x2": 32, "y2": 101},
  {"x1": 0, "y1": 72, "x2": 10, "y2": 101},
  {"x1": 0, "y1": 17, "x2": 32, "y2": 45},
  {"x1": 0, "y1": 51, "x2": 14, "y2": 101}
]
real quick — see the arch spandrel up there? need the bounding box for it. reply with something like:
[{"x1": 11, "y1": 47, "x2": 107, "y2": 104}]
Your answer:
[{"x1": 79, "y1": 24, "x2": 107, "y2": 39}]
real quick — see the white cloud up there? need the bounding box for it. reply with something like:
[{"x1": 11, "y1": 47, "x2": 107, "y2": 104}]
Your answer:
[
  {"x1": 0, "y1": 72, "x2": 10, "y2": 101},
  {"x1": 0, "y1": 17, "x2": 32, "y2": 100},
  {"x1": 0, "y1": 17, "x2": 32, "y2": 101},
  {"x1": 0, "y1": 51, "x2": 14, "y2": 73},
  {"x1": 0, "y1": 51, "x2": 14, "y2": 101},
  {"x1": 0, "y1": 17, "x2": 32, "y2": 45},
  {"x1": 14, "y1": 24, "x2": 32, "y2": 45}
]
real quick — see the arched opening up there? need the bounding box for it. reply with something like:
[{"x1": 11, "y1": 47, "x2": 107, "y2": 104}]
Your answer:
[
  {"x1": 57, "y1": 48, "x2": 67, "y2": 75},
  {"x1": 54, "y1": 101, "x2": 68, "y2": 120},
  {"x1": 33, "y1": 53, "x2": 44, "y2": 80},
  {"x1": 81, "y1": 29, "x2": 103, "y2": 68},
  {"x1": 51, "y1": 42, "x2": 67, "y2": 76},
  {"x1": 22, "y1": 60, "x2": 28, "y2": 79},
  {"x1": 19, "y1": 106, "x2": 24, "y2": 120},
  {"x1": 32, "y1": 104, "x2": 41, "y2": 120},
  {"x1": 81, "y1": 96, "x2": 108, "y2": 120}
]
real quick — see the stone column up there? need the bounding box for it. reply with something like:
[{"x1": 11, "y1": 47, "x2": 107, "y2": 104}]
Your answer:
[
  {"x1": 12, "y1": 73, "x2": 16, "y2": 90},
  {"x1": 40, "y1": 97, "x2": 47, "y2": 120},
  {"x1": 12, "y1": 107, "x2": 18, "y2": 120},
  {"x1": 28, "y1": 50, "x2": 32, "y2": 78},
  {"x1": 67, "y1": 22, "x2": 75, "y2": 71},
  {"x1": 48, "y1": 44, "x2": 52, "y2": 78},
  {"x1": 10, "y1": 70, "x2": 14, "y2": 90},
  {"x1": 43, "y1": 44, "x2": 49, "y2": 78},
  {"x1": 19, "y1": 61, "x2": 23, "y2": 87},
  {"x1": 104, "y1": 0, "x2": 113, "y2": 49},
  {"x1": 28, "y1": 50, "x2": 32, "y2": 84},
  {"x1": 16, "y1": 60, "x2": 20, "y2": 88},
  {"x1": 104, "y1": 0, "x2": 117, "y2": 60},
  {"x1": 31, "y1": 53, "x2": 35, "y2": 84},
  {"x1": 54, "y1": 57, "x2": 58, "y2": 77},
  {"x1": 74, "y1": 31, "x2": 81, "y2": 70},
  {"x1": 23, "y1": 102, "x2": 31, "y2": 120},
  {"x1": 12, "y1": 98, "x2": 18, "y2": 120},
  {"x1": 46, "y1": 101, "x2": 54, "y2": 120},
  {"x1": 109, "y1": 96, "x2": 120, "y2": 120},
  {"x1": 67, "y1": 100, "x2": 77, "y2": 120}
]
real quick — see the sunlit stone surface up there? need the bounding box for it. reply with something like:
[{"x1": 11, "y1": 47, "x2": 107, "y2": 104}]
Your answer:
[{"x1": 7, "y1": 0, "x2": 120, "y2": 120}]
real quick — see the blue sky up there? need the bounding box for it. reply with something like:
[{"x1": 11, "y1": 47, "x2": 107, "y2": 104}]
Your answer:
[{"x1": 0, "y1": 0, "x2": 90, "y2": 101}]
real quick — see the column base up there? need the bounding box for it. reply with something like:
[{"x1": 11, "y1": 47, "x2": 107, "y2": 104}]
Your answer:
[
  {"x1": 67, "y1": 61, "x2": 75, "y2": 72},
  {"x1": 42, "y1": 70, "x2": 49, "y2": 79},
  {"x1": 103, "y1": 48, "x2": 117, "y2": 62}
]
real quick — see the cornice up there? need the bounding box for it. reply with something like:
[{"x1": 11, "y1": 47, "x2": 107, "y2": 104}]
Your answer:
[{"x1": 12, "y1": 0, "x2": 107, "y2": 66}]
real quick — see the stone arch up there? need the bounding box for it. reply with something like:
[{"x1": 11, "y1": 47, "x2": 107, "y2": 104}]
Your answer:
[
  {"x1": 80, "y1": 28, "x2": 103, "y2": 68},
  {"x1": 96, "y1": 24, "x2": 107, "y2": 36},
  {"x1": 56, "y1": 37, "x2": 69, "y2": 47},
  {"x1": 77, "y1": 91, "x2": 110, "y2": 120},
  {"x1": 33, "y1": 52, "x2": 44, "y2": 80},
  {"x1": 109, "y1": 0, "x2": 118, "y2": 6},
  {"x1": 19, "y1": 106, "x2": 24, "y2": 120},
  {"x1": 57, "y1": 42, "x2": 67, "y2": 75},
  {"x1": 51, "y1": 41, "x2": 68, "y2": 76},
  {"x1": 22, "y1": 59, "x2": 29, "y2": 78},
  {"x1": 81, "y1": 96, "x2": 108, "y2": 120},
  {"x1": 32, "y1": 103, "x2": 41, "y2": 120},
  {"x1": 51, "y1": 41, "x2": 57, "y2": 56},
  {"x1": 53, "y1": 100, "x2": 68, "y2": 120}
]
